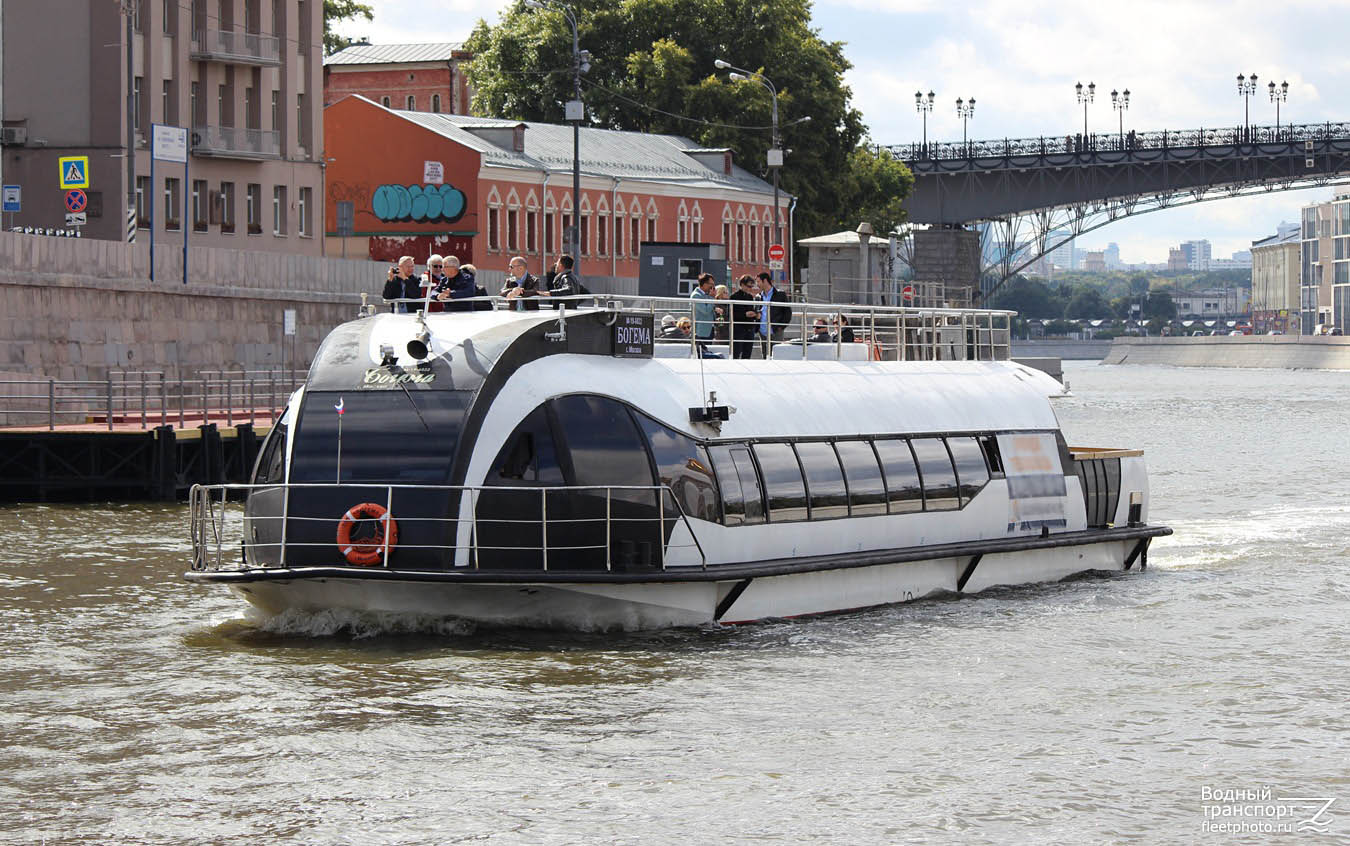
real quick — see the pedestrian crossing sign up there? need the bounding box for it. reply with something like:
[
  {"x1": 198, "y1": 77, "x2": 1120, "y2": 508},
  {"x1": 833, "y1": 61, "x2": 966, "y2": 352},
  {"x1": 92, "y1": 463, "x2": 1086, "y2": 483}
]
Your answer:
[{"x1": 58, "y1": 156, "x2": 89, "y2": 189}]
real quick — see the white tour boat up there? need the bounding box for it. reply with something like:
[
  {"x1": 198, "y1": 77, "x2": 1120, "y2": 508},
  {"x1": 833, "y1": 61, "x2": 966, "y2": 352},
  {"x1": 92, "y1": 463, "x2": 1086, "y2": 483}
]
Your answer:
[{"x1": 187, "y1": 295, "x2": 1169, "y2": 630}]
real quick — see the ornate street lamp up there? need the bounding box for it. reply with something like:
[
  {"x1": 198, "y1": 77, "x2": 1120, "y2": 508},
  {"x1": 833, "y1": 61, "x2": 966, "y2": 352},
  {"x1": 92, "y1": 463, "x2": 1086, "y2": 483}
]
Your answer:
[
  {"x1": 1237, "y1": 72, "x2": 1258, "y2": 138},
  {"x1": 1111, "y1": 88, "x2": 1130, "y2": 144},
  {"x1": 1268, "y1": 79, "x2": 1289, "y2": 136},
  {"x1": 956, "y1": 96, "x2": 975, "y2": 150},
  {"x1": 1075, "y1": 80, "x2": 1095, "y2": 138},
  {"x1": 915, "y1": 89, "x2": 934, "y2": 155}
]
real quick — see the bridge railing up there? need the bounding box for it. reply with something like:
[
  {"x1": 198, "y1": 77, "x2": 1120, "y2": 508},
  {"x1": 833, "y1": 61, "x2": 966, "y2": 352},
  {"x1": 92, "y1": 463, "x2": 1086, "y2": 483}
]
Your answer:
[{"x1": 889, "y1": 120, "x2": 1350, "y2": 162}]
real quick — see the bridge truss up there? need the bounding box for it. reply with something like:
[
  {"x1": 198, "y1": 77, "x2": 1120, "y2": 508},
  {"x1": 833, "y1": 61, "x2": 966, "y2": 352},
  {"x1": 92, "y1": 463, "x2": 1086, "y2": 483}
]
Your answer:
[{"x1": 887, "y1": 121, "x2": 1350, "y2": 300}]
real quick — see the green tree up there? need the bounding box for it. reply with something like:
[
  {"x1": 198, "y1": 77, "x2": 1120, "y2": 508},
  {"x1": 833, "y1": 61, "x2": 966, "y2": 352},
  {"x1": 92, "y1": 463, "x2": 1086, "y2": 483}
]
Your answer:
[
  {"x1": 1144, "y1": 290, "x2": 1177, "y2": 321},
  {"x1": 323, "y1": 0, "x2": 374, "y2": 56},
  {"x1": 1064, "y1": 287, "x2": 1110, "y2": 320},
  {"x1": 990, "y1": 275, "x2": 1061, "y2": 319},
  {"x1": 463, "y1": 0, "x2": 900, "y2": 238}
]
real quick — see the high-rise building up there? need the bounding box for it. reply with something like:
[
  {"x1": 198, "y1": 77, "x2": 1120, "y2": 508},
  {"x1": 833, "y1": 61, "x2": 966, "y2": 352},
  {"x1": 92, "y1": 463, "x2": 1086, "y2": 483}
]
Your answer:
[
  {"x1": 1251, "y1": 229, "x2": 1299, "y2": 333},
  {"x1": 1045, "y1": 229, "x2": 1075, "y2": 271},
  {"x1": 1104, "y1": 242, "x2": 1122, "y2": 270},
  {"x1": 1180, "y1": 239, "x2": 1212, "y2": 270},
  {"x1": 1, "y1": 1, "x2": 324, "y2": 253}
]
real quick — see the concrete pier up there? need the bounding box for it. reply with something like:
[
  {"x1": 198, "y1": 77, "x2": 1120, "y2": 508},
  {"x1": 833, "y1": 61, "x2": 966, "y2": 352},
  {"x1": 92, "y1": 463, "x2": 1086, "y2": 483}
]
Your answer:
[{"x1": 1104, "y1": 335, "x2": 1350, "y2": 368}]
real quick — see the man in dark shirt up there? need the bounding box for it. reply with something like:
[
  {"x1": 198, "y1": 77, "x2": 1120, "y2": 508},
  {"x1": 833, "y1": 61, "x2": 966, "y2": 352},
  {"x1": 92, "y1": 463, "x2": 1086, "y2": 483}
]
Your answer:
[
  {"x1": 538, "y1": 254, "x2": 584, "y2": 308},
  {"x1": 728, "y1": 274, "x2": 761, "y2": 359},
  {"x1": 757, "y1": 271, "x2": 791, "y2": 357},
  {"x1": 500, "y1": 256, "x2": 541, "y2": 311},
  {"x1": 382, "y1": 255, "x2": 423, "y2": 312}
]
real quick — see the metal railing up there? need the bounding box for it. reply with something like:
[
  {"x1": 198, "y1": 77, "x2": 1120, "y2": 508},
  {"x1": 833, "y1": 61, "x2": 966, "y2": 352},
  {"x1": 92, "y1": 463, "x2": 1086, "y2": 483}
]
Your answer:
[
  {"x1": 379, "y1": 293, "x2": 1014, "y2": 363},
  {"x1": 191, "y1": 124, "x2": 281, "y2": 159},
  {"x1": 888, "y1": 119, "x2": 1350, "y2": 162},
  {"x1": 190, "y1": 28, "x2": 281, "y2": 64},
  {"x1": 190, "y1": 482, "x2": 707, "y2": 573},
  {"x1": 0, "y1": 369, "x2": 305, "y2": 431}
]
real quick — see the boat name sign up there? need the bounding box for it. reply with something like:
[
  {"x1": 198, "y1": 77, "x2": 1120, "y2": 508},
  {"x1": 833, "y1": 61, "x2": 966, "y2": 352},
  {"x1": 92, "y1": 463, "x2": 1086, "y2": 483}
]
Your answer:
[
  {"x1": 613, "y1": 313, "x2": 654, "y2": 358},
  {"x1": 362, "y1": 368, "x2": 436, "y2": 387}
]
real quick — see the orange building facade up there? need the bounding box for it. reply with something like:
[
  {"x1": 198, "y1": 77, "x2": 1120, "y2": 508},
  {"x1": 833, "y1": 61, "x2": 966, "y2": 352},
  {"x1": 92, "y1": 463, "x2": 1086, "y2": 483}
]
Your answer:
[{"x1": 323, "y1": 96, "x2": 790, "y2": 288}]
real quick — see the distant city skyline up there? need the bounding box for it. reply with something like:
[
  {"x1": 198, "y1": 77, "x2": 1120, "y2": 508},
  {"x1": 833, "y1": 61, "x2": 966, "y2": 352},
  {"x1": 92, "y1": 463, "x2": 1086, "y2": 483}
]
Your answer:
[{"x1": 335, "y1": 0, "x2": 1350, "y2": 258}]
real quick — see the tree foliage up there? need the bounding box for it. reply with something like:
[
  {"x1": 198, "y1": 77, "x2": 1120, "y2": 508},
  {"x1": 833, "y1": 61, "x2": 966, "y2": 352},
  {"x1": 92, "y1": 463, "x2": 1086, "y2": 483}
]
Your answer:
[
  {"x1": 989, "y1": 275, "x2": 1061, "y2": 319},
  {"x1": 464, "y1": 0, "x2": 908, "y2": 238},
  {"x1": 323, "y1": 0, "x2": 374, "y2": 56}
]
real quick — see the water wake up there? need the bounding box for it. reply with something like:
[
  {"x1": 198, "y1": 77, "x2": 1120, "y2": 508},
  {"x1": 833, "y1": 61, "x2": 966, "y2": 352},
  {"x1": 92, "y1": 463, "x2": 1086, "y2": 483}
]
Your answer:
[{"x1": 249, "y1": 606, "x2": 478, "y2": 639}]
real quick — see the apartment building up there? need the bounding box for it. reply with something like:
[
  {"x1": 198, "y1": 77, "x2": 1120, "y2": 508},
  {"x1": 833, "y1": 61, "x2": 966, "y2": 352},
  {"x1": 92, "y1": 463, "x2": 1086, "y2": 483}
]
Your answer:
[
  {"x1": 1299, "y1": 193, "x2": 1350, "y2": 333},
  {"x1": 1250, "y1": 229, "x2": 1299, "y2": 333},
  {"x1": 0, "y1": 1, "x2": 323, "y2": 254}
]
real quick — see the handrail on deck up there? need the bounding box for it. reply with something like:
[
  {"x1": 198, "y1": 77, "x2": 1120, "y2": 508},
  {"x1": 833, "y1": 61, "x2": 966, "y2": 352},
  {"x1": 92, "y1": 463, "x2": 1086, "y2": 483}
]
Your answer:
[{"x1": 189, "y1": 481, "x2": 708, "y2": 575}]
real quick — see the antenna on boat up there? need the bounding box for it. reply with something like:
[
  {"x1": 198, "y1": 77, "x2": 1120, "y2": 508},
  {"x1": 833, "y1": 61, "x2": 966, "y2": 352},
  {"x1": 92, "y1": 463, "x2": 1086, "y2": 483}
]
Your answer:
[
  {"x1": 545, "y1": 304, "x2": 568, "y2": 342},
  {"x1": 407, "y1": 311, "x2": 432, "y2": 360}
]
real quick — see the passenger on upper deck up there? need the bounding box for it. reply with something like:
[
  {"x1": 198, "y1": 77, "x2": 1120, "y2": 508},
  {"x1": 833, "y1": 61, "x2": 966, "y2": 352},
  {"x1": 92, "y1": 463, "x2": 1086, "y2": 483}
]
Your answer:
[
  {"x1": 382, "y1": 256, "x2": 423, "y2": 312},
  {"x1": 809, "y1": 319, "x2": 832, "y2": 342},
  {"x1": 501, "y1": 256, "x2": 541, "y2": 311},
  {"x1": 729, "y1": 275, "x2": 761, "y2": 360},
  {"x1": 538, "y1": 254, "x2": 585, "y2": 308},
  {"x1": 421, "y1": 254, "x2": 449, "y2": 312},
  {"x1": 690, "y1": 273, "x2": 718, "y2": 356},
  {"x1": 834, "y1": 313, "x2": 855, "y2": 344},
  {"x1": 757, "y1": 271, "x2": 792, "y2": 356},
  {"x1": 434, "y1": 256, "x2": 478, "y2": 312}
]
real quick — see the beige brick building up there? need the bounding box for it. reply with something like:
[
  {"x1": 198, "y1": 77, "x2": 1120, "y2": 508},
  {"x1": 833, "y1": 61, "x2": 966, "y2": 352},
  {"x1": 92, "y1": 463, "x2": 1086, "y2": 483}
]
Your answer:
[
  {"x1": 1251, "y1": 229, "x2": 1299, "y2": 334},
  {"x1": 1, "y1": 0, "x2": 323, "y2": 254}
]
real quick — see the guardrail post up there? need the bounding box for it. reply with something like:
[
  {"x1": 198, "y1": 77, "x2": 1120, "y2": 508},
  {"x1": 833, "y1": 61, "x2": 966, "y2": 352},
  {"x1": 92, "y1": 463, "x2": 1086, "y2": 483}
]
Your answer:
[
  {"x1": 106, "y1": 376, "x2": 113, "y2": 431},
  {"x1": 160, "y1": 376, "x2": 168, "y2": 426},
  {"x1": 605, "y1": 488, "x2": 612, "y2": 571},
  {"x1": 226, "y1": 378, "x2": 233, "y2": 427},
  {"x1": 201, "y1": 377, "x2": 208, "y2": 425},
  {"x1": 382, "y1": 485, "x2": 393, "y2": 568},
  {"x1": 540, "y1": 488, "x2": 548, "y2": 571},
  {"x1": 140, "y1": 371, "x2": 147, "y2": 429},
  {"x1": 471, "y1": 488, "x2": 480, "y2": 570},
  {"x1": 658, "y1": 489, "x2": 666, "y2": 570}
]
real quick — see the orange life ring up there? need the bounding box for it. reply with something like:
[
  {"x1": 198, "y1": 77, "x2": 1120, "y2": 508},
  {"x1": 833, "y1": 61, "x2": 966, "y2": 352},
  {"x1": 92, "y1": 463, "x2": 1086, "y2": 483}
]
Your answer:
[{"x1": 335, "y1": 502, "x2": 398, "y2": 566}]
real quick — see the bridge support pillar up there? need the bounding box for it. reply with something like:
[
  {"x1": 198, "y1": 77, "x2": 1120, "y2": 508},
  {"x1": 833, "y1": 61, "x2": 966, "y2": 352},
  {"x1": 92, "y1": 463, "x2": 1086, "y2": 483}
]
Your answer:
[{"x1": 912, "y1": 227, "x2": 980, "y2": 307}]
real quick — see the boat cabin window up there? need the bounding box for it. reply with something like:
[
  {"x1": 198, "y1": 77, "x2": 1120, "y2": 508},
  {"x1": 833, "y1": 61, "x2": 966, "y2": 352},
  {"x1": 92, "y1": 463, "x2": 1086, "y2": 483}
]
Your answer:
[
  {"x1": 911, "y1": 438, "x2": 959, "y2": 511},
  {"x1": 289, "y1": 390, "x2": 470, "y2": 482},
  {"x1": 489, "y1": 405, "x2": 564, "y2": 485},
  {"x1": 709, "y1": 444, "x2": 764, "y2": 526},
  {"x1": 834, "y1": 440, "x2": 887, "y2": 517},
  {"x1": 636, "y1": 414, "x2": 720, "y2": 523},
  {"x1": 873, "y1": 439, "x2": 924, "y2": 514},
  {"x1": 795, "y1": 442, "x2": 849, "y2": 520},
  {"x1": 947, "y1": 437, "x2": 990, "y2": 505},
  {"x1": 753, "y1": 442, "x2": 809, "y2": 522},
  {"x1": 979, "y1": 435, "x2": 1004, "y2": 476},
  {"x1": 552, "y1": 395, "x2": 655, "y2": 506},
  {"x1": 252, "y1": 418, "x2": 288, "y2": 484}
]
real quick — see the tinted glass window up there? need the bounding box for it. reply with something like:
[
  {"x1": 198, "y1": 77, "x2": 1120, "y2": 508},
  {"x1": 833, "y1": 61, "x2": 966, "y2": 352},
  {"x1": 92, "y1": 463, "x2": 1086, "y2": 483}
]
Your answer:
[
  {"x1": 290, "y1": 390, "x2": 470, "y2": 482},
  {"x1": 753, "y1": 442, "x2": 808, "y2": 522},
  {"x1": 911, "y1": 437, "x2": 959, "y2": 510},
  {"x1": 709, "y1": 444, "x2": 764, "y2": 526},
  {"x1": 487, "y1": 405, "x2": 563, "y2": 486},
  {"x1": 253, "y1": 419, "x2": 287, "y2": 483},
  {"x1": 552, "y1": 395, "x2": 654, "y2": 504},
  {"x1": 979, "y1": 435, "x2": 1004, "y2": 475},
  {"x1": 834, "y1": 440, "x2": 884, "y2": 517},
  {"x1": 636, "y1": 414, "x2": 720, "y2": 523},
  {"x1": 873, "y1": 438, "x2": 923, "y2": 513},
  {"x1": 795, "y1": 442, "x2": 849, "y2": 520},
  {"x1": 947, "y1": 436, "x2": 990, "y2": 505}
]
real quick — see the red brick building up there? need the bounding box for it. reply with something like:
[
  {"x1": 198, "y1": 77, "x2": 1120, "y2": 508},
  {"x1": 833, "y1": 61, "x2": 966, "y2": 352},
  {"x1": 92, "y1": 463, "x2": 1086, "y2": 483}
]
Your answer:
[
  {"x1": 323, "y1": 42, "x2": 472, "y2": 114},
  {"x1": 324, "y1": 95, "x2": 791, "y2": 291}
]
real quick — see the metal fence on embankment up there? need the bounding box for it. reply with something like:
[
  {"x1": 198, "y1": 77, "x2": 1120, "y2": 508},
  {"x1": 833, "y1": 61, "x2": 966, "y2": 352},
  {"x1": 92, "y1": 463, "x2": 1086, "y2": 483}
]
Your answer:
[{"x1": 0, "y1": 369, "x2": 306, "y2": 430}]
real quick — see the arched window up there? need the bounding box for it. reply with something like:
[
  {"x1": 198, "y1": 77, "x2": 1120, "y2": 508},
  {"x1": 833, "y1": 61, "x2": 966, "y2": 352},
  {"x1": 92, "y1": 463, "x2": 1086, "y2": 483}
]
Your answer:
[
  {"x1": 406, "y1": 95, "x2": 416, "y2": 110},
  {"x1": 380, "y1": 96, "x2": 391, "y2": 107},
  {"x1": 431, "y1": 93, "x2": 442, "y2": 113}
]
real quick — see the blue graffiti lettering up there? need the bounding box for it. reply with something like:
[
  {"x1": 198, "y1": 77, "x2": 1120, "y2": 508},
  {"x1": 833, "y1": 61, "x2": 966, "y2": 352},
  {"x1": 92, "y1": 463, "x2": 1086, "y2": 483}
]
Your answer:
[{"x1": 371, "y1": 184, "x2": 467, "y2": 224}]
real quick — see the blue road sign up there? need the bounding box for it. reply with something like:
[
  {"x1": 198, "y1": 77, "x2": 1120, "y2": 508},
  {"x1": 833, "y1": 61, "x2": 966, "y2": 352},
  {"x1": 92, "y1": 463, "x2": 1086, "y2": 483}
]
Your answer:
[{"x1": 2, "y1": 185, "x2": 20, "y2": 213}]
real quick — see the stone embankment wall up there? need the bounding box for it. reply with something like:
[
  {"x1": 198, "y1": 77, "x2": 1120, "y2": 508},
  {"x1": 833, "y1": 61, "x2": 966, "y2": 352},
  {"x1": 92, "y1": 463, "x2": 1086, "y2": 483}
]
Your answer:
[
  {"x1": 1105, "y1": 336, "x2": 1350, "y2": 368},
  {"x1": 1011, "y1": 340, "x2": 1112, "y2": 360},
  {"x1": 0, "y1": 232, "x2": 381, "y2": 382}
]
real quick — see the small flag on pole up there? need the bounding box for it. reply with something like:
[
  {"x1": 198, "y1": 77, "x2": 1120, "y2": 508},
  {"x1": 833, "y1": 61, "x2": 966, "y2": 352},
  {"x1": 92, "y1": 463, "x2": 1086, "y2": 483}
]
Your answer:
[{"x1": 335, "y1": 397, "x2": 345, "y2": 415}]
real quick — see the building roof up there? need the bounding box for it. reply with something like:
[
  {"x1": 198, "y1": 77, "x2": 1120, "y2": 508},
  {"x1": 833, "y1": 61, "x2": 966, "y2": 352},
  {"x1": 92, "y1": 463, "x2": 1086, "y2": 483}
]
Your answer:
[
  {"x1": 325, "y1": 42, "x2": 466, "y2": 66},
  {"x1": 797, "y1": 230, "x2": 891, "y2": 247},
  {"x1": 358, "y1": 98, "x2": 784, "y2": 197},
  {"x1": 1251, "y1": 229, "x2": 1300, "y2": 248}
]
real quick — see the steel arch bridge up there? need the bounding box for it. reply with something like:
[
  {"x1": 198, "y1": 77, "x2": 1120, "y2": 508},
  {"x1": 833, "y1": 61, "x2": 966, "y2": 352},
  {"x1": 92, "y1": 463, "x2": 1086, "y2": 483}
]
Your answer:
[{"x1": 887, "y1": 121, "x2": 1350, "y2": 300}]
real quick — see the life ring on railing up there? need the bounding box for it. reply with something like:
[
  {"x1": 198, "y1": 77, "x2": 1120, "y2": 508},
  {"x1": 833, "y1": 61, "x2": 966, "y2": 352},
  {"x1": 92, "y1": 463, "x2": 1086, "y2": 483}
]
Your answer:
[
  {"x1": 336, "y1": 502, "x2": 398, "y2": 566},
  {"x1": 869, "y1": 342, "x2": 884, "y2": 361}
]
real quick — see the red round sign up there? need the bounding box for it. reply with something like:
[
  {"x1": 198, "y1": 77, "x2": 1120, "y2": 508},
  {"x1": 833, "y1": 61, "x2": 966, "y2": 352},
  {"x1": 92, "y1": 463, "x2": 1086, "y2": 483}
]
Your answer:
[
  {"x1": 767, "y1": 243, "x2": 785, "y2": 262},
  {"x1": 65, "y1": 189, "x2": 88, "y2": 214},
  {"x1": 902, "y1": 285, "x2": 915, "y2": 301}
]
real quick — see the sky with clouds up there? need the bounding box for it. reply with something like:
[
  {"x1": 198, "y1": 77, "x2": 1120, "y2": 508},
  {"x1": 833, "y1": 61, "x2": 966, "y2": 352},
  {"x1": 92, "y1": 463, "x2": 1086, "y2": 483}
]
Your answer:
[{"x1": 334, "y1": 0, "x2": 1350, "y2": 263}]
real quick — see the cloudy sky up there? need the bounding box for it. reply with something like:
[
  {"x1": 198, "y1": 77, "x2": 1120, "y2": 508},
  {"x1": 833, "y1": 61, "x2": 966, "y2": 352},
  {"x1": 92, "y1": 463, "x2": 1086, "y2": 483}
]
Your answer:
[{"x1": 334, "y1": 0, "x2": 1350, "y2": 264}]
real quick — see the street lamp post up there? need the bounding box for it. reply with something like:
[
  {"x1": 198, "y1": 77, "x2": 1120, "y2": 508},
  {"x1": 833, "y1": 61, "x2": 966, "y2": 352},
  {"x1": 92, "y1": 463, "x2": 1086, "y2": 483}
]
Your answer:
[
  {"x1": 524, "y1": 0, "x2": 589, "y2": 270},
  {"x1": 1075, "y1": 80, "x2": 1095, "y2": 139},
  {"x1": 955, "y1": 97, "x2": 975, "y2": 151},
  {"x1": 915, "y1": 89, "x2": 934, "y2": 155},
  {"x1": 1111, "y1": 88, "x2": 1130, "y2": 145},
  {"x1": 716, "y1": 59, "x2": 785, "y2": 253},
  {"x1": 1237, "y1": 73, "x2": 1258, "y2": 140},
  {"x1": 1268, "y1": 79, "x2": 1288, "y2": 137}
]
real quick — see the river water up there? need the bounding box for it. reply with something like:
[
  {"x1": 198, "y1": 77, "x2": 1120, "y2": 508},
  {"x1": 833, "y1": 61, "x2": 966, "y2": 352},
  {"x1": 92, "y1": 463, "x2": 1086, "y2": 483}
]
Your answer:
[{"x1": 1, "y1": 362, "x2": 1347, "y2": 845}]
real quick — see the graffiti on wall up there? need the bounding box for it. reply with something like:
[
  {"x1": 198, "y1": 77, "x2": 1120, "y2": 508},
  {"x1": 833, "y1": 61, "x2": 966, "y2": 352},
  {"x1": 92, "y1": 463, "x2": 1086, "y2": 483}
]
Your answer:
[{"x1": 372, "y1": 184, "x2": 467, "y2": 223}]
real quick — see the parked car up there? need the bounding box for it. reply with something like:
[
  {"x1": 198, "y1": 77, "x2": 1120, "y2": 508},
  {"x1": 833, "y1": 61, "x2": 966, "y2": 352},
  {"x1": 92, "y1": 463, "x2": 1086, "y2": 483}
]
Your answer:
[{"x1": 1228, "y1": 330, "x2": 1246, "y2": 336}]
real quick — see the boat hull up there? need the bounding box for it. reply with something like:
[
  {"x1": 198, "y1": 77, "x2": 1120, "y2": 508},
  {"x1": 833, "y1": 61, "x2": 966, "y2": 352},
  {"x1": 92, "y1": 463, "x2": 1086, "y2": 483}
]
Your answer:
[{"x1": 210, "y1": 537, "x2": 1151, "y2": 631}]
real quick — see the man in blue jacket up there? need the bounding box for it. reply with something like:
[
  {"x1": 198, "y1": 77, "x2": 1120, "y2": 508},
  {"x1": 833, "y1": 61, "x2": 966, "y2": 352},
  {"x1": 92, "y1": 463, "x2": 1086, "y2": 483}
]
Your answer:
[
  {"x1": 757, "y1": 271, "x2": 791, "y2": 358},
  {"x1": 690, "y1": 273, "x2": 720, "y2": 357}
]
